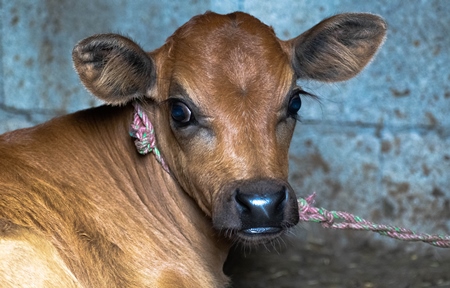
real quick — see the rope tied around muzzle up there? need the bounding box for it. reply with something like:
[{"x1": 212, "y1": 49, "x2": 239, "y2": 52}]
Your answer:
[{"x1": 129, "y1": 101, "x2": 449, "y2": 248}]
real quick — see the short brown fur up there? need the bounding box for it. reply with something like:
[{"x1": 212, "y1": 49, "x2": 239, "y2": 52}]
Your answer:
[{"x1": 0, "y1": 11, "x2": 386, "y2": 287}]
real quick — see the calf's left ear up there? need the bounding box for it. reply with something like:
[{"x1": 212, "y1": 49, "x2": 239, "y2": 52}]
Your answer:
[
  {"x1": 72, "y1": 34, "x2": 155, "y2": 105},
  {"x1": 289, "y1": 13, "x2": 387, "y2": 82}
]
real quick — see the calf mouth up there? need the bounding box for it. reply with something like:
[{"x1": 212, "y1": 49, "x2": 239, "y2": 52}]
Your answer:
[
  {"x1": 235, "y1": 226, "x2": 285, "y2": 244},
  {"x1": 220, "y1": 220, "x2": 296, "y2": 245},
  {"x1": 241, "y1": 227, "x2": 282, "y2": 235},
  {"x1": 235, "y1": 217, "x2": 299, "y2": 243}
]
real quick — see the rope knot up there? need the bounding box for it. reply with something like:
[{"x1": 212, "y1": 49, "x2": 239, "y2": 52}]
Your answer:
[
  {"x1": 129, "y1": 102, "x2": 170, "y2": 173},
  {"x1": 298, "y1": 192, "x2": 335, "y2": 228}
]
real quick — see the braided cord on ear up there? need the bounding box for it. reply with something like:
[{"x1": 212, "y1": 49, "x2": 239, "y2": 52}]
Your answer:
[{"x1": 129, "y1": 102, "x2": 170, "y2": 173}]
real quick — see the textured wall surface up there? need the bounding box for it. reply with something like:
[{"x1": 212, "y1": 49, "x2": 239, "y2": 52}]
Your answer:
[{"x1": 1, "y1": 0, "x2": 449, "y2": 254}]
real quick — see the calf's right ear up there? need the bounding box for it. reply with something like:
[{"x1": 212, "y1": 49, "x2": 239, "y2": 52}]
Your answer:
[{"x1": 72, "y1": 34, "x2": 155, "y2": 105}]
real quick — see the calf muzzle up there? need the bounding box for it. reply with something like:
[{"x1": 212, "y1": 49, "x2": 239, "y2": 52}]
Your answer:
[
  {"x1": 235, "y1": 184, "x2": 287, "y2": 235},
  {"x1": 213, "y1": 179, "x2": 299, "y2": 243}
]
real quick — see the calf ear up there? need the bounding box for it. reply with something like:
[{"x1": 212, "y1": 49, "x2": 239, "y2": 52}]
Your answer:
[
  {"x1": 72, "y1": 34, "x2": 155, "y2": 105},
  {"x1": 289, "y1": 13, "x2": 387, "y2": 82}
]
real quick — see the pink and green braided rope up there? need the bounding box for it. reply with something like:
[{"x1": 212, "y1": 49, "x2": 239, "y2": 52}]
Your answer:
[
  {"x1": 129, "y1": 102, "x2": 170, "y2": 173},
  {"x1": 129, "y1": 101, "x2": 449, "y2": 248},
  {"x1": 299, "y1": 193, "x2": 450, "y2": 248}
]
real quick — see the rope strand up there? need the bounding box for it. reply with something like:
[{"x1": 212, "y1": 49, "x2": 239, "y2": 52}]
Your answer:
[{"x1": 298, "y1": 193, "x2": 450, "y2": 248}]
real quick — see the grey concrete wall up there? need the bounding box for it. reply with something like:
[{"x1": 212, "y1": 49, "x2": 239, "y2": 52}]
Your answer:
[{"x1": 1, "y1": 0, "x2": 449, "y2": 254}]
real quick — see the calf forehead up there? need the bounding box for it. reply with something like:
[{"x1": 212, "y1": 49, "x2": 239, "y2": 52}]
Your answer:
[{"x1": 166, "y1": 12, "x2": 293, "y2": 108}]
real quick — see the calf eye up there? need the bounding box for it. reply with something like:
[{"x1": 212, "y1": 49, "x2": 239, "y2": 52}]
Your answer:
[
  {"x1": 288, "y1": 92, "x2": 302, "y2": 115},
  {"x1": 171, "y1": 102, "x2": 192, "y2": 124}
]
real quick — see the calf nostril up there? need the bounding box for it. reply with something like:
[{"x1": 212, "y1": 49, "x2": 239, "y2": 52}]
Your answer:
[{"x1": 235, "y1": 189, "x2": 251, "y2": 213}]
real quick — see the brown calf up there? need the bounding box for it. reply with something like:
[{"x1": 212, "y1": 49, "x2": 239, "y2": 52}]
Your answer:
[{"x1": 0, "y1": 11, "x2": 386, "y2": 287}]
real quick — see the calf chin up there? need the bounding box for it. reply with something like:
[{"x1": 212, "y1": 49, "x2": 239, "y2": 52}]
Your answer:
[{"x1": 212, "y1": 179, "x2": 299, "y2": 244}]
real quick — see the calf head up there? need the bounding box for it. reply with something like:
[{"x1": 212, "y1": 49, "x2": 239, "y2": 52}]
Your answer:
[{"x1": 73, "y1": 12, "x2": 386, "y2": 244}]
